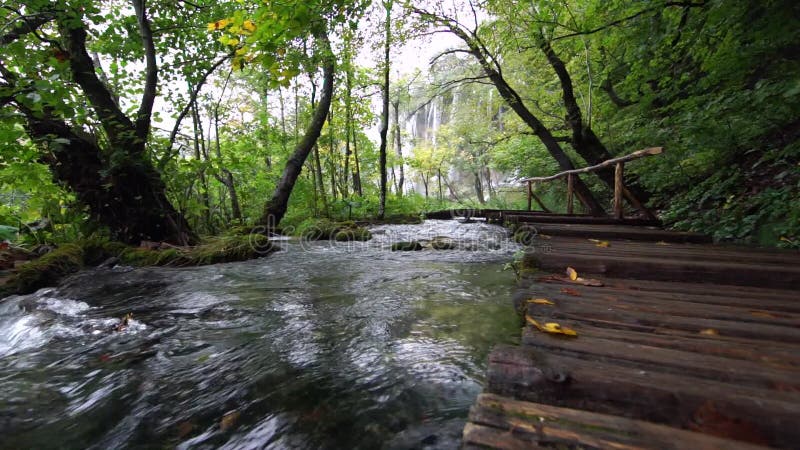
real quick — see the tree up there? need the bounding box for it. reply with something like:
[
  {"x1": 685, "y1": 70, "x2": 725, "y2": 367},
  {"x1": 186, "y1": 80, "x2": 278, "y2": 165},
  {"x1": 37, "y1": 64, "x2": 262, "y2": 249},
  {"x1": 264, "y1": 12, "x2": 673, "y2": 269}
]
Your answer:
[
  {"x1": 376, "y1": 0, "x2": 393, "y2": 219},
  {"x1": 411, "y1": 4, "x2": 607, "y2": 215},
  {"x1": 0, "y1": 1, "x2": 195, "y2": 244}
]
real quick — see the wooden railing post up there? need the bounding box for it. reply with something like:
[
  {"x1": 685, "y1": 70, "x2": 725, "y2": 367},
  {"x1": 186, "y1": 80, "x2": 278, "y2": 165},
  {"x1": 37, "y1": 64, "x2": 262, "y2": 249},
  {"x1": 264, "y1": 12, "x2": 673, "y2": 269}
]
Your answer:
[
  {"x1": 614, "y1": 162, "x2": 624, "y2": 219},
  {"x1": 527, "y1": 181, "x2": 532, "y2": 211},
  {"x1": 566, "y1": 174, "x2": 574, "y2": 215}
]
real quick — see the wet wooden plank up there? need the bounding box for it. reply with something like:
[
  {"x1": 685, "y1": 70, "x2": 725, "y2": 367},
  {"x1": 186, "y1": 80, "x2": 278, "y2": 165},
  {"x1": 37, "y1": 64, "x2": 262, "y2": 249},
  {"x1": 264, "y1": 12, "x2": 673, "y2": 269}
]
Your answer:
[
  {"x1": 524, "y1": 321, "x2": 800, "y2": 367},
  {"x1": 524, "y1": 299, "x2": 800, "y2": 342},
  {"x1": 504, "y1": 214, "x2": 661, "y2": 226},
  {"x1": 467, "y1": 393, "x2": 768, "y2": 450},
  {"x1": 524, "y1": 223, "x2": 711, "y2": 243},
  {"x1": 521, "y1": 286, "x2": 800, "y2": 327},
  {"x1": 535, "y1": 236, "x2": 800, "y2": 265},
  {"x1": 521, "y1": 278, "x2": 800, "y2": 311},
  {"x1": 520, "y1": 326, "x2": 800, "y2": 389},
  {"x1": 524, "y1": 252, "x2": 800, "y2": 289},
  {"x1": 486, "y1": 345, "x2": 800, "y2": 448}
]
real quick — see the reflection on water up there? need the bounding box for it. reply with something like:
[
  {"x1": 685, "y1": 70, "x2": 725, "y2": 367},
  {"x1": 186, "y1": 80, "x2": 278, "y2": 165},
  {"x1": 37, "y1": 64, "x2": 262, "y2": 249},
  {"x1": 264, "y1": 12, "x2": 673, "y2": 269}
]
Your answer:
[{"x1": 0, "y1": 221, "x2": 521, "y2": 449}]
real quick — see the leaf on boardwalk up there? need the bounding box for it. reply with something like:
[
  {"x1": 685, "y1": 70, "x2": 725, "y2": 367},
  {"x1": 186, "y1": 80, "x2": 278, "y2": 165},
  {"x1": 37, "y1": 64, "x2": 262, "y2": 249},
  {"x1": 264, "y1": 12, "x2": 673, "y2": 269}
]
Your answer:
[
  {"x1": 527, "y1": 298, "x2": 554, "y2": 305},
  {"x1": 699, "y1": 328, "x2": 719, "y2": 336},
  {"x1": 542, "y1": 322, "x2": 578, "y2": 337},
  {"x1": 656, "y1": 241, "x2": 670, "y2": 246},
  {"x1": 525, "y1": 314, "x2": 544, "y2": 331},
  {"x1": 526, "y1": 315, "x2": 577, "y2": 337},
  {"x1": 589, "y1": 239, "x2": 610, "y2": 248},
  {"x1": 566, "y1": 267, "x2": 578, "y2": 281},
  {"x1": 560, "y1": 287, "x2": 582, "y2": 296}
]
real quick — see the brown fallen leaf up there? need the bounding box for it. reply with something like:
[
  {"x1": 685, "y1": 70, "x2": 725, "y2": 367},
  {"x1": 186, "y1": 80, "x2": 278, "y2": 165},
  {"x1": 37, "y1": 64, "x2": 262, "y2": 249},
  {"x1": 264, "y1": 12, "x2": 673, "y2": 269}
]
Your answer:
[
  {"x1": 656, "y1": 241, "x2": 670, "y2": 246},
  {"x1": 566, "y1": 267, "x2": 578, "y2": 281},
  {"x1": 700, "y1": 328, "x2": 719, "y2": 336},
  {"x1": 560, "y1": 287, "x2": 582, "y2": 296},
  {"x1": 220, "y1": 410, "x2": 240, "y2": 431},
  {"x1": 527, "y1": 298, "x2": 554, "y2": 305}
]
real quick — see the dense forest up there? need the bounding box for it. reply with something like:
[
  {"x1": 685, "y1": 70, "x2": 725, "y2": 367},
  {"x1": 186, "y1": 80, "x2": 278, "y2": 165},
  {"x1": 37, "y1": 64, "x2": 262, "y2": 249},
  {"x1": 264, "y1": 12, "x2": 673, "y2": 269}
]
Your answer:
[{"x1": 1, "y1": 0, "x2": 798, "y2": 248}]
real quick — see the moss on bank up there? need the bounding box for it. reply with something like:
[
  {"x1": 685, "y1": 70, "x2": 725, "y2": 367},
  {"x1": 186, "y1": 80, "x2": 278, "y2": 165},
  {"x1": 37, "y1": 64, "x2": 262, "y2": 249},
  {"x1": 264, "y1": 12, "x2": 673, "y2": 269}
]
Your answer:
[{"x1": 0, "y1": 234, "x2": 275, "y2": 298}]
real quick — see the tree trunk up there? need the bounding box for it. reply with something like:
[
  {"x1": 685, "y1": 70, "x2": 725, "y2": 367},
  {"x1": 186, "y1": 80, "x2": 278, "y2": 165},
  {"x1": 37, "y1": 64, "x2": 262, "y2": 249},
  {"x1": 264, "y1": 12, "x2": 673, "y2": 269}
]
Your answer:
[
  {"x1": 4, "y1": 5, "x2": 196, "y2": 244},
  {"x1": 377, "y1": 0, "x2": 392, "y2": 219},
  {"x1": 392, "y1": 98, "x2": 404, "y2": 196},
  {"x1": 539, "y1": 37, "x2": 650, "y2": 204},
  {"x1": 474, "y1": 171, "x2": 485, "y2": 204},
  {"x1": 25, "y1": 115, "x2": 194, "y2": 245},
  {"x1": 258, "y1": 30, "x2": 334, "y2": 230},
  {"x1": 352, "y1": 131, "x2": 363, "y2": 196},
  {"x1": 213, "y1": 107, "x2": 242, "y2": 222}
]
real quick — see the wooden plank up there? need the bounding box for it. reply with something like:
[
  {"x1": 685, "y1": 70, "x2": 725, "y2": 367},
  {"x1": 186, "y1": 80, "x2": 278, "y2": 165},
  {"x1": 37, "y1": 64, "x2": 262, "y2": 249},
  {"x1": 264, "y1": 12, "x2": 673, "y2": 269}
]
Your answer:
[
  {"x1": 521, "y1": 285, "x2": 800, "y2": 327},
  {"x1": 526, "y1": 181, "x2": 532, "y2": 211},
  {"x1": 520, "y1": 325, "x2": 800, "y2": 389},
  {"x1": 539, "y1": 322, "x2": 800, "y2": 367},
  {"x1": 507, "y1": 214, "x2": 662, "y2": 226},
  {"x1": 519, "y1": 278, "x2": 800, "y2": 312},
  {"x1": 537, "y1": 236, "x2": 800, "y2": 266},
  {"x1": 524, "y1": 298, "x2": 800, "y2": 342},
  {"x1": 486, "y1": 345, "x2": 800, "y2": 448},
  {"x1": 468, "y1": 394, "x2": 768, "y2": 450},
  {"x1": 614, "y1": 162, "x2": 624, "y2": 219},
  {"x1": 524, "y1": 252, "x2": 800, "y2": 289},
  {"x1": 566, "y1": 174, "x2": 574, "y2": 215},
  {"x1": 526, "y1": 223, "x2": 711, "y2": 243}
]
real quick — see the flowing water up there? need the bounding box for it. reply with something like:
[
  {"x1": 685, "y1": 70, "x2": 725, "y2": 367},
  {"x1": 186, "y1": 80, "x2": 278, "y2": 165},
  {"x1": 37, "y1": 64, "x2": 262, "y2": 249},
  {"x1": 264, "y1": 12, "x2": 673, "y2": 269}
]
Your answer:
[{"x1": 0, "y1": 221, "x2": 521, "y2": 449}]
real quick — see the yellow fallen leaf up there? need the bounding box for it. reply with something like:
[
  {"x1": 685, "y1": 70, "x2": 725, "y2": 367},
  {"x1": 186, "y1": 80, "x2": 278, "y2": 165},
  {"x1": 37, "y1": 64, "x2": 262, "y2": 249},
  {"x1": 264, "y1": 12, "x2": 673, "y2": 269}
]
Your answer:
[
  {"x1": 700, "y1": 328, "x2": 719, "y2": 336},
  {"x1": 595, "y1": 241, "x2": 610, "y2": 248},
  {"x1": 566, "y1": 267, "x2": 578, "y2": 281},
  {"x1": 542, "y1": 322, "x2": 578, "y2": 337},
  {"x1": 527, "y1": 298, "x2": 554, "y2": 305},
  {"x1": 656, "y1": 241, "x2": 669, "y2": 246},
  {"x1": 525, "y1": 315, "x2": 544, "y2": 331}
]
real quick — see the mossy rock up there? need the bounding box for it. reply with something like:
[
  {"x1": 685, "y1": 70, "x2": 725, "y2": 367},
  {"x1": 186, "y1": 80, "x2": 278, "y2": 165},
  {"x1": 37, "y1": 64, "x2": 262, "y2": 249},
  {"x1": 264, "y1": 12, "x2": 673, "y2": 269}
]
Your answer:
[
  {"x1": 333, "y1": 227, "x2": 372, "y2": 242},
  {"x1": 391, "y1": 241, "x2": 423, "y2": 251},
  {"x1": 4, "y1": 244, "x2": 84, "y2": 295},
  {"x1": 429, "y1": 236, "x2": 457, "y2": 250}
]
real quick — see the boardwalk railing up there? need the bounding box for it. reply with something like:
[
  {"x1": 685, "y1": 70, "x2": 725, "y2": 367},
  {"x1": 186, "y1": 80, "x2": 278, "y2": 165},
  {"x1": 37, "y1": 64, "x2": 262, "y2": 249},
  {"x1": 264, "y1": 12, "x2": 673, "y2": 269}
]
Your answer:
[{"x1": 520, "y1": 147, "x2": 664, "y2": 219}]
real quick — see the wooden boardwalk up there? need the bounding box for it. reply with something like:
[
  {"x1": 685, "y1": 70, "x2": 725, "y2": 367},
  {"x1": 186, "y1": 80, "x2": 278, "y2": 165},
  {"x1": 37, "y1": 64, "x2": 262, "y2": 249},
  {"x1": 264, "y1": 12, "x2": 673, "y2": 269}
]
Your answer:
[{"x1": 461, "y1": 218, "x2": 800, "y2": 449}]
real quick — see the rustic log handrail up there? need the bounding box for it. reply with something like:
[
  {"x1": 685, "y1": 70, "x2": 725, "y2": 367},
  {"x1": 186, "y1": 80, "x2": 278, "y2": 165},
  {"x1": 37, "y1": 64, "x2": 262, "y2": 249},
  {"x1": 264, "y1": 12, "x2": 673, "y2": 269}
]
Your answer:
[
  {"x1": 522, "y1": 147, "x2": 664, "y2": 219},
  {"x1": 520, "y1": 147, "x2": 663, "y2": 183}
]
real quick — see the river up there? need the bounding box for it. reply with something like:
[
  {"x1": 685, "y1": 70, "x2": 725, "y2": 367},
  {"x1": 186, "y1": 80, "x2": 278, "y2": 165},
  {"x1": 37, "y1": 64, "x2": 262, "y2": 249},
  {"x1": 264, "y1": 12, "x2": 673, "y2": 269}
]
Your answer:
[{"x1": 0, "y1": 220, "x2": 521, "y2": 449}]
